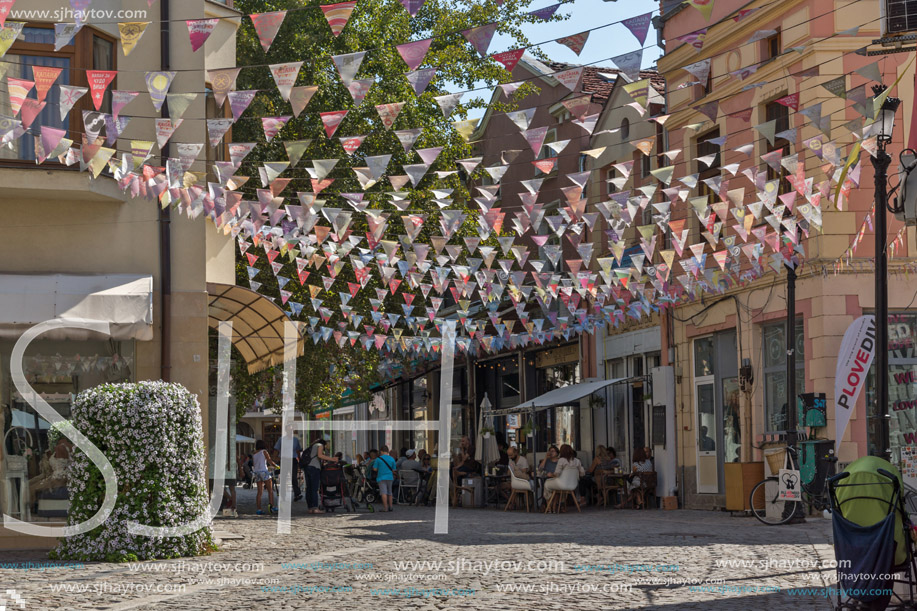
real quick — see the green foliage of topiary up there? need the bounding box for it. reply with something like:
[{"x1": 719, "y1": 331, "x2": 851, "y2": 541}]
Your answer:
[{"x1": 53, "y1": 381, "x2": 214, "y2": 562}]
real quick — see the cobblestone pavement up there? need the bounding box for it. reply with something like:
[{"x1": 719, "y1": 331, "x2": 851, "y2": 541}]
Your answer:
[{"x1": 2, "y1": 487, "x2": 839, "y2": 610}]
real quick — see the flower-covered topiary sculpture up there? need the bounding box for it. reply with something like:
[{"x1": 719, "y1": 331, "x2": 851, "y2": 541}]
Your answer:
[{"x1": 53, "y1": 381, "x2": 214, "y2": 562}]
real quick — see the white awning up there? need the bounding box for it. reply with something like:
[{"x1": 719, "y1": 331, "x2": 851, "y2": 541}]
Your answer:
[
  {"x1": 0, "y1": 274, "x2": 153, "y2": 341},
  {"x1": 236, "y1": 434, "x2": 256, "y2": 443},
  {"x1": 484, "y1": 378, "x2": 628, "y2": 416}
]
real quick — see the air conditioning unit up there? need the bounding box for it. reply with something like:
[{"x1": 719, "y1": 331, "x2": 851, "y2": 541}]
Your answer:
[{"x1": 887, "y1": 0, "x2": 917, "y2": 34}]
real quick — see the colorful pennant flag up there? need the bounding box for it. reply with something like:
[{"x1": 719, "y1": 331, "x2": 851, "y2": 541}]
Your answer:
[
  {"x1": 462, "y1": 23, "x2": 498, "y2": 56},
  {"x1": 251, "y1": 11, "x2": 287, "y2": 53},
  {"x1": 145, "y1": 71, "x2": 176, "y2": 111},
  {"x1": 187, "y1": 18, "x2": 218, "y2": 52},
  {"x1": 320, "y1": 110, "x2": 348, "y2": 138},
  {"x1": 321, "y1": 2, "x2": 357, "y2": 37},
  {"x1": 118, "y1": 22, "x2": 149, "y2": 56},
  {"x1": 493, "y1": 48, "x2": 525, "y2": 73},
  {"x1": 397, "y1": 39, "x2": 432, "y2": 71},
  {"x1": 59, "y1": 85, "x2": 88, "y2": 121},
  {"x1": 32, "y1": 66, "x2": 62, "y2": 103},
  {"x1": 269, "y1": 62, "x2": 303, "y2": 101},
  {"x1": 622, "y1": 12, "x2": 653, "y2": 45},
  {"x1": 556, "y1": 31, "x2": 589, "y2": 55},
  {"x1": 87, "y1": 70, "x2": 117, "y2": 111}
]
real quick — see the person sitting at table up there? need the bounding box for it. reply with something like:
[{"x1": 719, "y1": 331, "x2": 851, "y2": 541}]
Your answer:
[
  {"x1": 499, "y1": 445, "x2": 531, "y2": 499},
  {"x1": 450, "y1": 449, "x2": 480, "y2": 506},
  {"x1": 538, "y1": 445, "x2": 560, "y2": 474},
  {"x1": 581, "y1": 445, "x2": 618, "y2": 503},
  {"x1": 617, "y1": 447, "x2": 654, "y2": 509},
  {"x1": 544, "y1": 444, "x2": 586, "y2": 509}
]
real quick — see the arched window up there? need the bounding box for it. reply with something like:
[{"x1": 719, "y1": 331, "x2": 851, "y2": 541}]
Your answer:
[{"x1": 620, "y1": 117, "x2": 630, "y2": 140}]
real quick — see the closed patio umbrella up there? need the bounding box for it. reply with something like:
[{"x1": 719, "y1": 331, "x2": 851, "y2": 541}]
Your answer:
[{"x1": 475, "y1": 394, "x2": 500, "y2": 467}]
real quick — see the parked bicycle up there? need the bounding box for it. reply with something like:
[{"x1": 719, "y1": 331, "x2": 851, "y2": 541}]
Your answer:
[{"x1": 749, "y1": 443, "x2": 837, "y2": 525}]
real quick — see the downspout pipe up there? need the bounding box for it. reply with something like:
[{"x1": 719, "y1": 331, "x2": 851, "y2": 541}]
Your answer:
[{"x1": 158, "y1": 0, "x2": 172, "y2": 382}]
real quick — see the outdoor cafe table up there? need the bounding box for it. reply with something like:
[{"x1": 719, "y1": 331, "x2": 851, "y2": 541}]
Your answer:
[{"x1": 484, "y1": 474, "x2": 510, "y2": 508}]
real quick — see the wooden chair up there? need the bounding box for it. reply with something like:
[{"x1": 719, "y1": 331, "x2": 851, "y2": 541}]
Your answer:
[
  {"x1": 504, "y1": 470, "x2": 534, "y2": 512},
  {"x1": 596, "y1": 469, "x2": 622, "y2": 508},
  {"x1": 634, "y1": 471, "x2": 658, "y2": 509}
]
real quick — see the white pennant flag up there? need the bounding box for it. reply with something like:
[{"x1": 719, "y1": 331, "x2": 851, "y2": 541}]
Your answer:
[
  {"x1": 269, "y1": 61, "x2": 303, "y2": 102},
  {"x1": 332, "y1": 51, "x2": 366, "y2": 87},
  {"x1": 434, "y1": 92, "x2": 463, "y2": 118},
  {"x1": 554, "y1": 67, "x2": 584, "y2": 91},
  {"x1": 611, "y1": 48, "x2": 643, "y2": 81},
  {"x1": 506, "y1": 107, "x2": 536, "y2": 131}
]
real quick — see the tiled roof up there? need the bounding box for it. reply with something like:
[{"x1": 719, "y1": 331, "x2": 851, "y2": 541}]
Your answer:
[{"x1": 547, "y1": 62, "x2": 666, "y2": 101}]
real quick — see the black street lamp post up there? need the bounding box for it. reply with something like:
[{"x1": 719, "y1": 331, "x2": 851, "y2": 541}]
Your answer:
[{"x1": 871, "y1": 84, "x2": 901, "y2": 459}]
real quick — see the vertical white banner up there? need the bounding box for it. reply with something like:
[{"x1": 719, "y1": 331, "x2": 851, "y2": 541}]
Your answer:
[
  {"x1": 277, "y1": 321, "x2": 299, "y2": 534},
  {"x1": 434, "y1": 321, "x2": 456, "y2": 534},
  {"x1": 835, "y1": 315, "x2": 877, "y2": 452}
]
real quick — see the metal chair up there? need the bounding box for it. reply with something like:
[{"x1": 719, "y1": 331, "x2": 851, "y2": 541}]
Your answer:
[{"x1": 397, "y1": 469, "x2": 421, "y2": 504}]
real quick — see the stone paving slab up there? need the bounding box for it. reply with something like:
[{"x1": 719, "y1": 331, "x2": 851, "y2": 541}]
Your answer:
[{"x1": 0, "y1": 487, "x2": 840, "y2": 610}]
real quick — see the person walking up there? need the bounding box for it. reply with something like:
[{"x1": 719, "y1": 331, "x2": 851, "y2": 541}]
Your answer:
[
  {"x1": 252, "y1": 440, "x2": 278, "y2": 515},
  {"x1": 302, "y1": 433, "x2": 338, "y2": 514},
  {"x1": 373, "y1": 445, "x2": 397, "y2": 512},
  {"x1": 273, "y1": 434, "x2": 303, "y2": 502}
]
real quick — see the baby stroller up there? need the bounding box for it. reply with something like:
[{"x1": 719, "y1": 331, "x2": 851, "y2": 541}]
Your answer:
[
  {"x1": 828, "y1": 456, "x2": 917, "y2": 610},
  {"x1": 320, "y1": 461, "x2": 350, "y2": 513},
  {"x1": 350, "y1": 463, "x2": 380, "y2": 512}
]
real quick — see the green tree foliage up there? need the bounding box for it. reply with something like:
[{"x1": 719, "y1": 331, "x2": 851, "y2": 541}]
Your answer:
[{"x1": 229, "y1": 0, "x2": 562, "y2": 413}]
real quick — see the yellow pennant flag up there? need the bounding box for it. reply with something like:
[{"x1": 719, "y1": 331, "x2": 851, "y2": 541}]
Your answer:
[
  {"x1": 118, "y1": 22, "x2": 150, "y2": 57},
  {"x1": 634, "y1": 139, "x2": 654, "y2": 155},
  {"x1": 89, "y1": 147, "x2": 116, "y2": 178},
  {"x1": 686, "y1": 0, "x2": 715, "y2": 21},
  {"x1": 453, "y1": 118, "x2": 479, "y2": 141},
  {"x1": 832, "y1": 141, "x2": 861, "y2": 210}
]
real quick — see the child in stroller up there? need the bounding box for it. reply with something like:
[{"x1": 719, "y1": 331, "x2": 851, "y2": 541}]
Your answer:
[{"x1": 350, "y1": 462, "x2": 382, "y2": 512}]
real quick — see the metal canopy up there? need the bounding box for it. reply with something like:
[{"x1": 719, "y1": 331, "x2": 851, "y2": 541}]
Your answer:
[
  {"x1": 482, "y1": 377, "x2": 631, "y2": 417},
  {"x1": 206, "y1": 282, "x2": 305, "y2": 374}
]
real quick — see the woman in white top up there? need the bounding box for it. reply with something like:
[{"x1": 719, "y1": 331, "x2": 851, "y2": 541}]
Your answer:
[
  {"x1": 543, "y1": 444, "x2": 586, "y2": 509},
  {"x1": 252, "y1": 439, "x2": 278, "y2": 515}
]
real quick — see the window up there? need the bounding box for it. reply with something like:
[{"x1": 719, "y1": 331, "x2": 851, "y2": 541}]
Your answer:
[
  {"x1": 763, "y1": 29, "x2": 781, "y2": 62},
  {"x1": 606, "y1": 167, "x2": 617, "y2": 194},
  {"x1": 0, "y1": 25, "x2": 116, "y2": 163},
  {"x1": 640, "y1": 153, "x2": 652, "y2": 178},
  {"x1": 764, "y1": 100, "x2": 791, "y2": 197},
  {"x1": 762, "y1": 319, "x2": 805, "y2": 433},
  {"x1": 620, "y1": 117, "x2": 630, "y2": 140},
  {"x1": 866, "y1": 313, "x2": 917, "y2": 456}
]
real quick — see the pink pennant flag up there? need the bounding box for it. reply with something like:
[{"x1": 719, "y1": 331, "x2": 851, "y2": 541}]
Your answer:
[
  {"x1": 523, "y1": 126, "x2": 549, "y2": 155},
  {"x1": 376, "y1": 102, "x2": 405, "y2": 129},
  {"x1": 556, "y1": 31, "x2": 589, "y2": 56},
  {"x1": 462, "y1": 23, "x2": 498, "y2": 56},
  {"x1": 400, "y1": 0, "x2": 425, "y2": 16},
  {"x1": 320, "y1": 110, "x2": 348, "y2": 138},
  {"x1": 155, "y1": 118, "x2": 183, "y2": 148},
  {"x1": 622, "y1": 12, "x2": 652, "y2": 46},
  {"x1": 262, "y1": 116, "x2": 291, "y2": 142},
  {"x1": 227, "y1": 90, "x2": 257, "y2": 122},
  {"x1": 186, "y1": 18, "x2": 218, "y2": 52},
  {"x1": 86, "y1": 70, "x2": 117, "y2": 111},
  {"x1": 339, "y1": 134, "x2": 366, "y2": 154},
  {"x1": 20, "y1": 99, "x2": 46, "y2": 129},
  {"x1": 676, "y1": 28, "x2": 707, "y2": 51},
  {"x1": 396, "y1": 38, "x2": 432, "y2": 71},
  {"x1": 492, "y1": 48, "x2": 525, "y2": 73},
  {"x1": 250, "y1": 11, "x2": 287, "y2": 53},
  {"x1": 0, "y1": 0, "x2": 16, "y2": 28},
  {"x1": 111, "y1": 90, "x2": 138, "y2": 120},
  {"x1": 775, "y1": 92, "x2": 799, "y2": 111},
  {"x1": 532, "y1": 157, "x2": 557, "y2": 174},
  {"x1": 40, "y1": 126, "x2": 66, "y2": 159},
  {"x1": 321, "y1": 2, "x2": 357, "y2": 37}
]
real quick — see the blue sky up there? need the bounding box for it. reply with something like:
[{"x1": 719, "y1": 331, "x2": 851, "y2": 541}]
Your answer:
[{"x1": 464, "y1": 0, "x2": 664, "y2": 118}]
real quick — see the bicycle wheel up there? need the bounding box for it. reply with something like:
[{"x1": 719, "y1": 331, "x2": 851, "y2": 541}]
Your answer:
[{"x1": 749, "y1": 478, "x2": 795, "y2": 525}]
